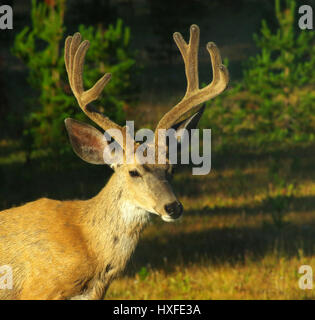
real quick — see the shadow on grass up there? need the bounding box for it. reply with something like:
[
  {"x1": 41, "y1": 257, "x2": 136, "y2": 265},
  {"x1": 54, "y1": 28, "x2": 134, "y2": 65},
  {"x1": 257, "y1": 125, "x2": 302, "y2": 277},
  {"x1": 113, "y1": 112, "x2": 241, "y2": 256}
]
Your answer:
[
  {"x1": 211, "y1": 142, "x2": 315, "y2": 172},
  {"x1": 128, "y1": 216, "x2": 315, "y2": 277},
  {"x1": 173, "y1": 170, "x2": 264, "y2": 197},
  {"x1": 168, "y1": 143, "x2": 315, "y2": 201},
  {"x1": 0, "y1": 152, "x2": 112, "y2": 210},
  {"x1": 185, "y1": 195, "x2": 315, "y2": 216}
]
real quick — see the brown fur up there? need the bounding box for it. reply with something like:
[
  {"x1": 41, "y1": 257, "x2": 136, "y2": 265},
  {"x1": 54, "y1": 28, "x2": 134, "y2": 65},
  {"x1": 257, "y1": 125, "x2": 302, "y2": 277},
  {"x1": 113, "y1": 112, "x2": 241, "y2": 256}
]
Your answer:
[{"x1": 0, "y1": 168, "x2": 153, "y2": 300}]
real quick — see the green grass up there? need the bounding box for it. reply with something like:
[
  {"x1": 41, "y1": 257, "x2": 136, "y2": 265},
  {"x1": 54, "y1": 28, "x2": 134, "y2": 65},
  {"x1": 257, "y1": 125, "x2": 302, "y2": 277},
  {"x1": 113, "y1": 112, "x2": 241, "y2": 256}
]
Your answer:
[
  {"x1": 1, "y1": 138, "x2": 314, "y2": 300},
  {"x1": 108, "y1": 255, "x2": 315, "y2": 300}
]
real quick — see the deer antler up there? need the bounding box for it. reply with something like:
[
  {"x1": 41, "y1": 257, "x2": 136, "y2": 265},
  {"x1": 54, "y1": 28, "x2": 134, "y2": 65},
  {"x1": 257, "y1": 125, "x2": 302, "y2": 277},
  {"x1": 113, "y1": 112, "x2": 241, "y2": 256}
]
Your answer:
[
  {"x1": 155, "y1": 24, "x2": 229, "y2": 148},
  {"x1": 64, "y1": 32, "x2": 129, "y2": 148}
]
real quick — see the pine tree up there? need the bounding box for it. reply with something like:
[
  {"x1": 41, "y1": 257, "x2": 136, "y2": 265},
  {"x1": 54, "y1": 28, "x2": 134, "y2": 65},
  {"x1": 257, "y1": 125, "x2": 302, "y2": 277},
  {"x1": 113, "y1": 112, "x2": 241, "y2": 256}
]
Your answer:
[
  {"x1": 12, "y1": 0, "x2": 139, "y2": 159},
  {"x1": 202, "y1": 0, "x2": 315, "y2": 150}
]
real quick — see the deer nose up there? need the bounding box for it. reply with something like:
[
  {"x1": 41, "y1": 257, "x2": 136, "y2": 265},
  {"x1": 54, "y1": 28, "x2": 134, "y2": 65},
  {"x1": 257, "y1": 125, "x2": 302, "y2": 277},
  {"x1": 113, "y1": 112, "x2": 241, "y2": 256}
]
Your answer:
[{"x1": 164, "y1": 201, "x2": 183, "y2": 219}]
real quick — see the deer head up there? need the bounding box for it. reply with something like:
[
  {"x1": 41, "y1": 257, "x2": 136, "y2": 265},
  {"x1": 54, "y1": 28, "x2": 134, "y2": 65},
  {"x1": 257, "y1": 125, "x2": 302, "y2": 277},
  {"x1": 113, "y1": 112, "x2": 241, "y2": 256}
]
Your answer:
[{"x1": 64, "y1": 25, "x2": 229, "y2": 222}]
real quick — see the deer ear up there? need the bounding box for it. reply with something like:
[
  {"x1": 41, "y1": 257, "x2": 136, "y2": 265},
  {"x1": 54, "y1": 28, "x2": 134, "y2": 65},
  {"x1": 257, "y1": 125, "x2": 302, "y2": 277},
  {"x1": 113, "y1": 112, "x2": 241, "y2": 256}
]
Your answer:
[
  {"x1": 172, "y1": 104, "x2": 205, "y2": 134},
  {"x1": 166, "y1": 105, "x2": 205, "y2": 164},
  {"x1": 168, "y1": 104, "x2": 205, "y2": 147},
  {"x1": 65, "y1": 118, "x2": 108, "y2": 165}
]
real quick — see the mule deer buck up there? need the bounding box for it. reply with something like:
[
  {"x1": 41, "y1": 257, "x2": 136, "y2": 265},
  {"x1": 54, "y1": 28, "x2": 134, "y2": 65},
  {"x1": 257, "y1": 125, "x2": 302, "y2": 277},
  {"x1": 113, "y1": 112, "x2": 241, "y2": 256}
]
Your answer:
[{"x1": 0, "y1": 25, "x2": 228, "y2": 299}]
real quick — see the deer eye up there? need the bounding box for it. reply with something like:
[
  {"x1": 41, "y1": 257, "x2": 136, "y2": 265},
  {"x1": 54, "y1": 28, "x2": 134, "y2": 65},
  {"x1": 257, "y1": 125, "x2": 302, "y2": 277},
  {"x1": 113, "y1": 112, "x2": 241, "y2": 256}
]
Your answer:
[{"x1": 129, "y1": 170, "x2": 141, "y2": 178}]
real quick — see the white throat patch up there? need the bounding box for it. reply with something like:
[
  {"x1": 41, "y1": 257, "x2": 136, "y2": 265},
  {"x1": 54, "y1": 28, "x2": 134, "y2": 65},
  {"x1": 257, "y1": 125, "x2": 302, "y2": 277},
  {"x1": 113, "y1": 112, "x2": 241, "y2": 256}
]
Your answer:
[{"x1": 120, "y1": 200, "x2": 150, "y2": 226}]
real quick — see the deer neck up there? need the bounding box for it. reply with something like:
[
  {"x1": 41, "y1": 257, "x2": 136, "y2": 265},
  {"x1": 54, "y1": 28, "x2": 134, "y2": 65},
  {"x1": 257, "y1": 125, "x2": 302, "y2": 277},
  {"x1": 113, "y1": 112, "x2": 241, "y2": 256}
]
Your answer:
[{"x1": 80, "y1": 172, "x2": 150, "y2": 269}]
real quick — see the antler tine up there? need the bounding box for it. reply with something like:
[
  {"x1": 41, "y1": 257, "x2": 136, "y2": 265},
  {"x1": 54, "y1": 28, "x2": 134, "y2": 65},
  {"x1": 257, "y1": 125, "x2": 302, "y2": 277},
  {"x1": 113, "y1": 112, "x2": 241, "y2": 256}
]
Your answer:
[
  {"x1": 155, "y1": 24, "x2": 229, "y2": 144},
  {"x1": 173, "y1": 24, "x2": 200, "y2": 95},
  {"x1": 64, "y1": 33, "x2": 128, "y2": 148}
]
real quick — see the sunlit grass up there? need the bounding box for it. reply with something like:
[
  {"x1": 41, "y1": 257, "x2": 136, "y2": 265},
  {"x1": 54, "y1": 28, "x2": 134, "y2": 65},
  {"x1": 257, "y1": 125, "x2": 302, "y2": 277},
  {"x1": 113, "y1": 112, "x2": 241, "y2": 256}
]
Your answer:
[{"x1": 108, "y1": 255, "x2": 315, "y2": 300}]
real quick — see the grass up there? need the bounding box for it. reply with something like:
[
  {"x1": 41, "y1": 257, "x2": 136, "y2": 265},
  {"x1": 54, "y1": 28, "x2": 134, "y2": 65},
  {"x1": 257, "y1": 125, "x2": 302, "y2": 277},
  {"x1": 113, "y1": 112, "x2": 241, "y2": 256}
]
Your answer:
[
  {"x1": 108, "y1": 255, "x2": 315, "y2": 300},
  {"x1": 1, "y1": 138, "x2": 314, "y2": 300}
]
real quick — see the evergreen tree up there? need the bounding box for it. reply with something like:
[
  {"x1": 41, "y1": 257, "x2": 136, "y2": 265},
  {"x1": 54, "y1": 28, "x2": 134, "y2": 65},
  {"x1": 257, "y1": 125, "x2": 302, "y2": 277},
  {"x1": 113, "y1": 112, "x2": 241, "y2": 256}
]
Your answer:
[
  {"x1": 12, "y1": 0, "x2": 139, "y2": 158},
  {"x1": 202, "y1": 0, "x2": 315, "y2": 150}
]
